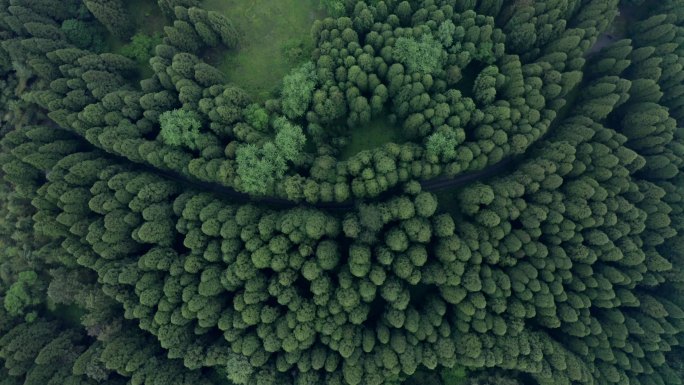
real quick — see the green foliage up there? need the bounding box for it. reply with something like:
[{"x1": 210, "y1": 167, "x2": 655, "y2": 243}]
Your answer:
[
  {"x1": 426, "y1": 127, "x2": 466, "y2": 161},
  {"x1": 4, "y1": 271, "x2": 41, "y2": 321},
  {"x1": 61, "y1": 19, "x2": 106, "y2": 52},
  {"x1": 281, "y1": 61, "x2": 317, "y2": 119},
  {"x1": 158, "y1": 109, "x2": 202, "y2": 150},
  {"x1": 441, "y1": 365, "x2": 468, "y2": 385},
  {"x1": 273, "y1": 117, "x2": 306, "y2": 163},
  {"x1": 244, "y1": 104, "x2": 270, "y2": 131},
  {"x1": 203, "y1": 0, "x2": 319, "y2": 101},
  {"x1": 472, "y1": 66, "x2": 501, "y2": 105},
  {"x1": 393, "y1": 34, "x2": 446, "y2": 74},
  {"x1": 281, "y1": 38, "x2": 313, "y2": 65},
  {"x1": 84, "y1": 0, "x2": 134, "y2": 39},
  {"x1": 236, "y1": 119, "x2": 306, "y2": 194},
  {"x1": 1, "y1": 2, "x2": 684, "y2": 385},
  {"x1": 119, "y1": 33, "x2": 162, "y2": 63},
  {"x1": 319, "y1": 0, "x2": 345, "y2": 17},
  {"x1": 437, "y1": 20, "x2": 456, "y2": 48},
  {"x1": 235, "y1": 144, "x2": 282, "y2": 194}
]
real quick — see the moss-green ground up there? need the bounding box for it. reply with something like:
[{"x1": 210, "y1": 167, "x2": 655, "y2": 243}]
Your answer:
[
  {"x1": 106, "y1": 0, "x2": 166, "y2": 78},
  {"x1": 125, "y1": 0, "x2": 167, "y2": 36},
  {"x1": 339, "y1": 116, "x2": 405, "y2": 160},
  {"x1": 203, "y1": 0, "x2": 325, "y2": 101},
  {"x1": 46, "y1": 299, "x2": 86, "y2": 328},
  {"x1": 434, "y1": 188, "x2": 461, "y2": 217}
]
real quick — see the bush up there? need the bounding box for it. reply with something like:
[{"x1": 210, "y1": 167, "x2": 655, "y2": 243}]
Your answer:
[
  {"x1": 61, "y1": 19, "x2": 106, "y2": 52},
  {"x1": 120, "y1": 33, "x2": 163, "y2": 63},
  {"x1": 281, "y1": 62, "x2": 317, "y2": 119},
  {"x1": 393, "y1": 34, "x2": 446, "y2": 74},
  {"x1": 158, "y1": 109, "x2": 202, "y2": 150}
]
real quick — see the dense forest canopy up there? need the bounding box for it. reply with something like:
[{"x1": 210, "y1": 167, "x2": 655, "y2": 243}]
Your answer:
[{"x1": 0, "y1": 0, "x2": 683, "y2": 385}]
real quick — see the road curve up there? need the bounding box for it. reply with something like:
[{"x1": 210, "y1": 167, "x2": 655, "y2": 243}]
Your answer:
[
  {"x1": 150, "y1": 157, "x2": 515, "y2": 211},
  {"x1": 46, "y1": 118, "x2": 515, "y2": 211}
]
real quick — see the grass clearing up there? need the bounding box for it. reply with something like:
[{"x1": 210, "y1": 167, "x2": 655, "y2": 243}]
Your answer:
[
  {"x1": 456, "y1": 60, "x2": 487, "y2": 99},
  {"x1": 105, "y1": 0, "x2": 166, "y2": 79},
  {"x1": 46, "y1": 299, "x2": 86, "y2": 328},
  {"x1": 434, "y1": 188, "x2": 462, "y2": 217},
  {"x1": 203, "y1": 0, "x2": 324, "y2": 101},
  {"x1": 339, "y1": 115, "x2": 405, "y2": 160},
  {"x1": 124, "y1": 0, "x2": 167, "y2": 36}
]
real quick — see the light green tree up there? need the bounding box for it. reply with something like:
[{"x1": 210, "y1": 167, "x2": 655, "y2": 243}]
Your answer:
[
  {"x1": 393, "y1": 34, "x2": 446, "y2": 74},
  {"x1": 236, "y1": 119, "x2": 307, "y2": 195},
  {"x1": 282, "y1": 62, "x2": 317, "y2": 119},
  {"x1": 4, "y1": 271, "x2": 42, "y2": 322},
  {"x1": 158, "y1": 109, "x2": 202, "y2": 150}
]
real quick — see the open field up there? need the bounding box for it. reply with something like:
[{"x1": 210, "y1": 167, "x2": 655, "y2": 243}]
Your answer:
[
  {"x1": 339, "y1": 115, "x2": 405, "y2": 160},
  {"x1": 204, "y1": 0, "x2": 324, "y2": 100}
]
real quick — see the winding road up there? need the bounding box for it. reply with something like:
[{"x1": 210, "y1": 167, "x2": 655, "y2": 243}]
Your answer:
[
  {"x1": 44, "y1": 116, "x2": 516, "y2": 212},
  {"x1": 46, "y1": 9, "x2": 626, "y2": 212},
  {"x1": 149, "y1": 156, "x2": 515, "y2": 211}
]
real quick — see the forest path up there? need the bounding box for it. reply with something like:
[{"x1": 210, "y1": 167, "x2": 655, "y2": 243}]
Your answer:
[
  {"x1": 121, "y1": 151, "x2": 515, "y2": 211},
  {"x1": 45, "y1": 119, "x2": 514, "y2": 212},
  {"x1": 44, "y1": 0, "x2": 634, "y2": 212}
]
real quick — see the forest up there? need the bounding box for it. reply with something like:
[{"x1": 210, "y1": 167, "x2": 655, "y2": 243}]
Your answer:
[{"x1": 0, "y1": 0, "x2": 683, "y2": 385}]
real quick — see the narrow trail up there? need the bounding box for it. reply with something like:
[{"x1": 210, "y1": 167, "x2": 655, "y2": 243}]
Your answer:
[
  {"x1": 43, "y1": 117, "x2": 514, "y2": 212},
  {"x1": 144, "y1": 10, "x2": 619, "y2": 211},
  {"x1": 45, "y1": 10, "x2": 622, "y2": 213},
  {"x1": 43, "y1": 113, "x2": 521, "y2": 212},
  {"x1": 24, "y1": 0, "x2": 633, "y2": 218},
  {"x1": 147, "y1": 156, "x2": 515, "y2": 211},
  {"x1": 39, "y1": 0, "x2": 626, "y2": 213}
]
